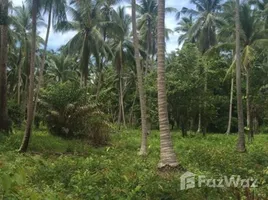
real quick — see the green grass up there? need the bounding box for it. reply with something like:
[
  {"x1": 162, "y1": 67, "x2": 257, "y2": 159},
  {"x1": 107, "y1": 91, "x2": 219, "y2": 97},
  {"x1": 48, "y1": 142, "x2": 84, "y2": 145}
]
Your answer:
[{"x1": 0, "y1": 129, "x2": 267, "y2": 199}]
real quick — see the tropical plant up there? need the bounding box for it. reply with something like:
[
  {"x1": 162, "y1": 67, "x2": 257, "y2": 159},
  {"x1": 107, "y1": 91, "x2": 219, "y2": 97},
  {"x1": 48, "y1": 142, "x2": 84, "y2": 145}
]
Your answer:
[{"x1": 40, "y1": 82, "x2": 110, "y2": 145}]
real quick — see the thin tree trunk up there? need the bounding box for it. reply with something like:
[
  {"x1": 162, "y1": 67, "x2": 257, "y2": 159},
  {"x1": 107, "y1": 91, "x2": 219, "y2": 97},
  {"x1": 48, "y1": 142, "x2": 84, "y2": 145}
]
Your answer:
[
  {"x1": 119, "y1": 48, "x2": 126, "y2": 127},
  {"x1": 246, "y1": 69, "x2": 250, "y2": 128},
  {"x1": 203, "y1": 70, "x2": 208, "y2": 136},
  {"x1": 19, "y1": 0, "x2": 38, "y2": 152},
  {"x1": 120, "y1": 75, "x2": 126, "y2": 127},
  {"x1": 81, "y1": 33, "x2": 89, "y2": 87},
  {"x1": 117, "y1": 90, "x2": 122, "y2": 128},
  {"x1": 34, "y1": 4, "x2": 52, "y2": 116},
  {"x1": 0, "y1": 0, "x2": 9, "y2": 133},
  {"x1": 197, "y1": 104, "x2": 201, "y2": 133},
  {"x1": 128, "y1": 89, "x2": 137, "y2": 125},
  {"x1": 235, "y1": 0, "x2": 246, "y2": 152},
  {"x1": 157, "y1": 0, "x2": 179, "y2": 169},
  {"x1": 132, "y1": 0, "x2": 148, "y2": 156},
  {"x1": 17, "y1": 49, "x2": 23, "y2": 105},
  {"x1": 226, "y1": 77, "x2": 234, "y2": 135},
  {"x1": 145, "y1": 18, "x2": 151, "y2": 75}
]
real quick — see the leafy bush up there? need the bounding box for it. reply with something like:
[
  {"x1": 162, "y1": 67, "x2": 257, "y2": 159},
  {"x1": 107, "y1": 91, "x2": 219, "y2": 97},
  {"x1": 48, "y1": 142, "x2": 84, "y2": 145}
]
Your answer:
[
  {"x1": 7, "y1": 100, "x2": 24, "y2": 127},
  {"x1": 39, "y1": 82, "x2": 110, "y2": 145}
]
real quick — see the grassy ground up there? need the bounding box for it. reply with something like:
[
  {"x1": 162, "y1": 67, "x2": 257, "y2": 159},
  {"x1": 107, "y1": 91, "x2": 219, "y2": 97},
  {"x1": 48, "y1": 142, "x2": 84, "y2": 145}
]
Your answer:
[{"x1": 0, "y1": 129, "x2": 267, "y2": 199}]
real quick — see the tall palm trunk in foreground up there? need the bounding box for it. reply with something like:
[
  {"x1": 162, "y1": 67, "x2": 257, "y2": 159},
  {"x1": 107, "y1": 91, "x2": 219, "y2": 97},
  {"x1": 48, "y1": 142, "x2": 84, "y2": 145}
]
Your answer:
[
  {"x1": 0, "y1": 0, "x2": 9, "y2": 133},
  {"x1": 19, "y1": 0, "x2": 38, "y2": 152},
  {"x1": 235, "y1": 0, "x2": 246, "y2": 152},
  {"x1": 132, "y1": 0, "x2": 148, "y2": 155},
  {"x1": 157, "y1": 0, "x2": 179, "y2": 168}
]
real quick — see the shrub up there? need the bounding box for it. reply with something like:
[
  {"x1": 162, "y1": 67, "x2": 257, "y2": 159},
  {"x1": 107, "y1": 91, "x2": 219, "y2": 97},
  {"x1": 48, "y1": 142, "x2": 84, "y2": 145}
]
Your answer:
[
  {"x1": 39, "y1": 82, "x2": 110, "y2": 146},
  {"x1": 7, "y1": 100, "x2": 24, "y2": 127}
]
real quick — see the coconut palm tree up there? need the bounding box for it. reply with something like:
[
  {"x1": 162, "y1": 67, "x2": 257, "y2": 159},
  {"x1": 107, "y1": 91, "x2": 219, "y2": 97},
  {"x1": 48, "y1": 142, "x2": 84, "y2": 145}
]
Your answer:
[
  {"x1": 132, "y1": 0, "x2": 148, "y2": 155},
  {"x1": 10, "y1": 5, "x2": 45, "y2": 105},
  {"x1": 45, "y1": 53, "x2": 79, "y2": 83},
  {"x1": 105, "y1": 6, "x2": 133, "y2": 127},
  {"x1": 19, "y1": 0, "x2": 39, "y2": 152},
  {"x1": 178, "y1": 0, "x2": 224, "y2": 134},
  {"x1": 0, "y1": 0, "x2": 9, "y2": 133},
  {"x1": 249, "y1": 0, "x2": 268, "y2": 28},
  {"x1": 235, "y1": 0, "x2": 246, "y2": 152},
  {"x1": 178, "y1": 0, "x2": 224, "y2": 53},
  {"x1": 239, "y1": 3, "x2": 268, "y2": 137},
  {"x1": 157, "y1": 0, "x2": 179, "y2": 169},
  {"x1": 96, "y1": 0, "x2": 119, "y2": 98},
  {"x1": 55, "y1": 0, "x2": 108, "y2": 87},
  {"x1": 175, "y1": 15, "x2": 194, "y2": 45},
  {"x1": 137, "y1": 0, "x2": 176, "y2": 69},
  {"x1": 34, "y1": 0, "x2": 67, "y2": 115}
]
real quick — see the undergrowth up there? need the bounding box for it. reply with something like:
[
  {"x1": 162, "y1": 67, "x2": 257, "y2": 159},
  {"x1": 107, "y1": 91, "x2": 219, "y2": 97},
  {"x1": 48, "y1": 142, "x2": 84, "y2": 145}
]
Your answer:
[{"x1": 0, "y1": 129, "x2": 267, "y2": 199}]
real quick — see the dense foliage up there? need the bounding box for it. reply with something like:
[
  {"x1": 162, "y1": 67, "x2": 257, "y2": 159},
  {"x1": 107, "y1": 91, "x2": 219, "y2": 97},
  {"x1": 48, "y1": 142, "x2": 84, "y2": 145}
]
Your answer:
[
  {"x1": 40, "y1": 82, "x2": 110, "y2": 145},
  {"x1": 3, "y1": 0, "x2": 268, "y2": 135}
]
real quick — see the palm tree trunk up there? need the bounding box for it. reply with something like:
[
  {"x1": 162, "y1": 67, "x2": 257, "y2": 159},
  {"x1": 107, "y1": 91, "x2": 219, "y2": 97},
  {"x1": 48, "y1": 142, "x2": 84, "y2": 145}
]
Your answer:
[
  {"x1": 117, "y1": 89, "x2": 122, "y2": 127},
  {"x1": 197, "y1": 104, "x2": 201, "y2": 133},
  {"x1": 119, "y1": 48, "x2": 126, "y2": 127},
  {"x1": 129, "y1": 89, "x2": 137, "y2": 125},
  {"x1": 226, "y1": 77, "x2": 234, "y2": 135},
  {"x1": 120, "y1": 75, "x2": 126, "y2": 127},
  {"x1": 246, "y1": 68, "x2": 253, "y2": 142},
  {"x1": 235, "y1": 0, "x2": 246, "y2": 152},
  {"x1": 19, "y1": 0, "x2": 38, "y2": 152},
  {"x1": 132, "y1": 0, "x2": 148, "y2": 156},
  {"x1": 17, "y1": 48, "x2": 23, "y2": 105},
  {"x1": 34, "y1": 3, "x2": 52, "y2": 116},
  {"x1": 246, "y1": 69, "x2": 250, "y2": 127},
  {"x1": 0, "y1": 0, "x2": 9, "y2": 133},
  {"x1": 81, "y1": 33, "x2": 89, "y2": 87},
  {"x1": 145, "y1": 18, "x2": 152, "y2": 75},
  {"x1": 157, "y1": 0, "x2": 179, "y2": 169},
  {"x1": 203, "y1": 70, "x2": 208, "y2": 136}
]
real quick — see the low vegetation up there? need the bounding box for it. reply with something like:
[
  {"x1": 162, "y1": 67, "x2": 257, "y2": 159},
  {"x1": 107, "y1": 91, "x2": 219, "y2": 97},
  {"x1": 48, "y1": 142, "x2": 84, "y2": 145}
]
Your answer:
[{"x1": 0, "y1": 130, "x2": 267, "y2": 199}]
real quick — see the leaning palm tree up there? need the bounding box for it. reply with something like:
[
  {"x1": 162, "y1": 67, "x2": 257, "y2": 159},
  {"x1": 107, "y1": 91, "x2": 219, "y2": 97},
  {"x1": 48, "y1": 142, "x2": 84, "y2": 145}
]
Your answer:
[
  {"x1": 11, "y1": 5, "x2": 45, "y2": 106},
  {"x1": 96, "y1": 0, "x2": 120, "y2": 98},
  {"x1": 235, "y1": 0, "x2": 246, "y2": 152},
  {"x1": 19, "y1": 0, "x2": 39, "y2": 152},
  {"x1": 132, "y1": 0, "x2": 148, "y2": 155},
  {"x1": 239, "y1": 3, "x2": 268, "y2": 137},
  {"x1": 157, "y1": 0, "x2": 179, "y2": 169},
  {"x1": 0, "y1": 0, "x2": 9, "y2": 133},
  {"x1": 34, "y1": 0, "x2": 67, "y2": 115},
  {"x1": 105, "y1": 6, "x2": 133, "y2": 127},
  {"x1": 217, "y1": 0, "x2": 236, "y2": 134}
]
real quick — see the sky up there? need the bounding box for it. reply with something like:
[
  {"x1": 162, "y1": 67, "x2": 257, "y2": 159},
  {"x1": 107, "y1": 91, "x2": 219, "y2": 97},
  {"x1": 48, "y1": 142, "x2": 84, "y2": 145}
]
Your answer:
[{"x1": 11, "y1": 0, "x2": 192, "y2": 53}]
